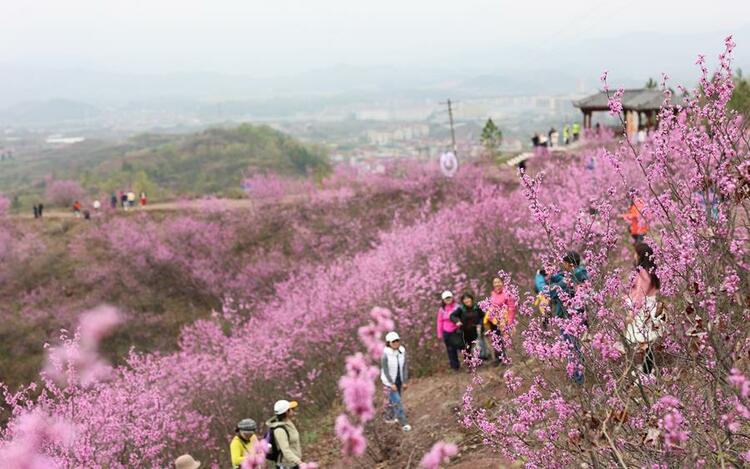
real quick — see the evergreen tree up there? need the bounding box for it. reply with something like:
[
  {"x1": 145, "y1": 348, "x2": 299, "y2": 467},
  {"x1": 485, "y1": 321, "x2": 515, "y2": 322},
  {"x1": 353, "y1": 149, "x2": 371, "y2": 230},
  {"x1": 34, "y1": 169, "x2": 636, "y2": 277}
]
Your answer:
[{"x1": 480, "y1": 118, "x2": 503, "y2": 158}]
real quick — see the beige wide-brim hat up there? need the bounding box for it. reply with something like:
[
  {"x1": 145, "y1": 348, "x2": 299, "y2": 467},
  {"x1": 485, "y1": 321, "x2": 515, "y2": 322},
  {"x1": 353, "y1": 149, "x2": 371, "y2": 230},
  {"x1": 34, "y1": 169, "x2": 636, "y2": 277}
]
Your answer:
[{"x1": 174, "y1": 454, "x2": 201, "y2": 469}]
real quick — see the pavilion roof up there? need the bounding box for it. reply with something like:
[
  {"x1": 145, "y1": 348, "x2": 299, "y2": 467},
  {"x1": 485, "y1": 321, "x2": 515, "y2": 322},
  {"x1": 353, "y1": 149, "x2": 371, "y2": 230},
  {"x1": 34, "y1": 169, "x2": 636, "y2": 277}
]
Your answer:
[{"x1": 573, "y1": 89, "x2": 682, "y2": 112}]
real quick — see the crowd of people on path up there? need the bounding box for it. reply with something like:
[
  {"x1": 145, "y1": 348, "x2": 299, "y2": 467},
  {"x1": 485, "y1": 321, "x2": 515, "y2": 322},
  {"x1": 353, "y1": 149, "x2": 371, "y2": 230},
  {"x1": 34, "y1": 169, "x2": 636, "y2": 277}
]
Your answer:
[
  {"x1": 434, "y1": 193, "x2": 662, "y2": 387},
  {"x1": 531, "y1": 122, "x2": 583, "y2": 152},
  {"x1": 173, "y1": 194, "x2": 662, "y2": 467},
  {"x1": 111, "y1": 190, "x2": 148, "y2": 211},
  {"x1": 29, "y1": 190, "x2": 149, "y2": 220}
]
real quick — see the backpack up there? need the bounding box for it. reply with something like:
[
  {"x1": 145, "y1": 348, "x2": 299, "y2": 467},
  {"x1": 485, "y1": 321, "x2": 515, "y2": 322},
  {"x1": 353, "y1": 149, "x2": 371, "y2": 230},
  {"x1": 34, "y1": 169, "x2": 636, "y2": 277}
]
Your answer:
[{"x1": 264, "y1": 425, "x2": 289, "y2": 462}]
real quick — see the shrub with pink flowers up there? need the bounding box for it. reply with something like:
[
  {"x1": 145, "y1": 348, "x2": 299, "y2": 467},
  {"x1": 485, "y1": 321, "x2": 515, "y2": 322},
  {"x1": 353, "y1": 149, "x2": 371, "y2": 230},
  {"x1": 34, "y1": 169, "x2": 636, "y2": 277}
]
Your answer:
[{"x1": 45, "y1": 179, "x2": 86, "y2": 207}]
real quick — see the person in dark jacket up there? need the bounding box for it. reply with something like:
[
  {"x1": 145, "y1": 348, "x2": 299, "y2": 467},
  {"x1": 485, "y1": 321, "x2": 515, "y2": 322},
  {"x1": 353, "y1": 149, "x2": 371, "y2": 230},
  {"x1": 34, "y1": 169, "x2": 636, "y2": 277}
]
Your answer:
[
  {"x1": 535, "y1": 251, "x2": 589, "y2": 384},
  {"x1": 450, "y1": 292, "x2": 484, "y2": 358}
]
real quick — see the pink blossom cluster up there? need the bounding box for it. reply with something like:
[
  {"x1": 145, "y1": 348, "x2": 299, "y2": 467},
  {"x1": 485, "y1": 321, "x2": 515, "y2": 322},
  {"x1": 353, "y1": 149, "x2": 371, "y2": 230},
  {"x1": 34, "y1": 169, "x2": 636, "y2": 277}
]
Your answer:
[{"x1": 419, "y1": 441, "x2": 459, "y2": 469}]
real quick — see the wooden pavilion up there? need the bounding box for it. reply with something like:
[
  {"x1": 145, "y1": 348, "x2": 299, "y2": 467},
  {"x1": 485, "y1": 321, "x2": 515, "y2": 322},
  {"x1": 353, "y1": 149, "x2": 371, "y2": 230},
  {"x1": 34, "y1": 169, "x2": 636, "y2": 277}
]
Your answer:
[{"x1": 573, "y1": 89, "x2": 676, "y2": 139}]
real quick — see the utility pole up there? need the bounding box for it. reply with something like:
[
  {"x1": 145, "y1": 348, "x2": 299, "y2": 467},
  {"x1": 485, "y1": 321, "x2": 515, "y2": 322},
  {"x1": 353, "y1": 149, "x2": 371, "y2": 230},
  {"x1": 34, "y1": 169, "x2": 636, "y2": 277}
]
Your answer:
[{"x1": 441, "y1": 99, "x2": 458, "y2": 156}]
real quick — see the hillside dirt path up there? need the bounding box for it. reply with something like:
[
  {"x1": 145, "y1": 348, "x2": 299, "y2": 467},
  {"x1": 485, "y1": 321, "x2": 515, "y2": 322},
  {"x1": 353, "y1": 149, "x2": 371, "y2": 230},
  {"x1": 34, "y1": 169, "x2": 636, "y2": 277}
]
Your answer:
[
  {"x1": 11, "y1": 195, "x2": 312, "y2": 220},
  {"x1": 309, "y1": 362, "x2": 521, "y2": 469}
]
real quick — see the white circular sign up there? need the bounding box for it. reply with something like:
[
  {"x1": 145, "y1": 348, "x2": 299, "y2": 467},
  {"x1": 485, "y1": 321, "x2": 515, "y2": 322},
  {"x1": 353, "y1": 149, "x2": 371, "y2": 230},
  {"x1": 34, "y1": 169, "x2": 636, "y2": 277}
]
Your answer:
[{"x1": 440, "y1": 151, "x2": 458, "y2": 177}]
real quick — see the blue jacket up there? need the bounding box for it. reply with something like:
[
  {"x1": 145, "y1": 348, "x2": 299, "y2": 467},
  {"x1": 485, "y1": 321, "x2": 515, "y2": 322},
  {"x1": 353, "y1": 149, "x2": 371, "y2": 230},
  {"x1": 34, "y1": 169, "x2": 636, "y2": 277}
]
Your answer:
[{"x1": 536, "y1": 266, "x2": 588, "y2": 318}]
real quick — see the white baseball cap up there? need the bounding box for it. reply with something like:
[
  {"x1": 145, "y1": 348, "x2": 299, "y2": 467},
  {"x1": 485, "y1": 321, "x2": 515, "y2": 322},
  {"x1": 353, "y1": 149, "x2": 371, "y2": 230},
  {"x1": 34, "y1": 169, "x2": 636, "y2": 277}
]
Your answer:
[
  {"x1": 274, "y1": 400, "x2": 298, "y2": 415},
  {"x1": 385, "y1": 331, "x2": 400, "y2": 343},
  {"x1": 441, "y1": 290, "x2": 453, "y2": 300}
]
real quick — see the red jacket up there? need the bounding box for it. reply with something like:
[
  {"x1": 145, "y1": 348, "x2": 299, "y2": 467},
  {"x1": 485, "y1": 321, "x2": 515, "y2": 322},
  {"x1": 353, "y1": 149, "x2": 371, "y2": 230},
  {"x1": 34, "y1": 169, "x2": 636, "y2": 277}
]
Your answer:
[{"x1": 622, "y1": 199, "x2": 648, "y2": 235}]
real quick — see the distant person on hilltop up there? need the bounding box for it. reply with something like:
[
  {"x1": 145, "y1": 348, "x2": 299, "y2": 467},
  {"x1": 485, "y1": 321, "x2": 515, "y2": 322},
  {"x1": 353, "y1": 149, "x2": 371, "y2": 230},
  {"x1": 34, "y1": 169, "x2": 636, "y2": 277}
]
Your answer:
[
  {"x1": 572, "y1": 122, "x2": 581, "y2": 141},
  {"x1": 230, "y1": 418, "x2": 259, "y2": 469},
  {"x1": 110, "y1": 193, "x2": 117, "y2": 209},
  {"x1": 120, "y1": 191, "x2": 127, "y2": 209},
  {"x1": 380, "y1": 331, "x2": 412, "y2": 432},
  {"x1": 33, "y1": 204, "x2": 39, "y2": 219},
  {"x1": 140, "y1": 192, "x2": 147, "y2": 207},
  {"x1": 72, "y1": 200, "x2": 82, "y2": 218},
  {"x1": 38, "y1": 203, "x2": 43, "y2": 218},
  {"x1": 127, "y1": 191, "x2": 136, "y2": 209}
]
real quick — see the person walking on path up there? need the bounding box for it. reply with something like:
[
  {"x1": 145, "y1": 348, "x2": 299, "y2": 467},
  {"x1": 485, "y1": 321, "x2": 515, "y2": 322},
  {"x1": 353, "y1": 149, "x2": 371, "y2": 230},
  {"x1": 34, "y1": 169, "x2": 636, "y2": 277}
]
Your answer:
[
  {"x1": 536, "y1": 251, "x2": 589, "y2": 384},
  {"x1": 127, "y1": 191, "x2": 136, "y2": 209},
  {"x1": 436, "y1": 290, "x2": 461, "y2": 371},
  {"x1": 72, "y1": 200, "x2": 82, "y2": 218},
  {"x1": 140, "y1": 192, "x2": 148, "y2": 207},
  {"x1": 621, "y1": 195, "x2": 648, "y2": 243},
  {"x1": 380, "y1": 331, "x2": 412, "y2": 432},
  {"x1": 625, "y1": 243, "x2": 663, "y2": 375},
  {"x1": 572, "y1": 122, "x2": 581, "y2": 141},
  {"x1": 110, "y1": 193, "x2": 118, "y2": 210},
  {"x1": 174, "y1": 454, "x2": 201, "y2": 469},
  {"x1": 563, "y1": 125, "x2": 570, "y2": 145},
  {"x1": 33, "y1": 204, "x2": 39, "y2": 219},
  {"x1": 450, "y1": 293, "x2": 484, "y2": 363},
  {"x1": 482, "y1": 277, "x2": 517, "y2": 365},
  {"x1": 38, "y1": 203, "x2": 43, "y2": 218},
  {"x1": 266, "y1": 400, "x2": 303, "y2": 469},
  {"x1": 230, "y1": 418, "x2": 259, "y2": 469},
  {"x1": 120, "y1": 191, "x2": 127, "y2": 209}
]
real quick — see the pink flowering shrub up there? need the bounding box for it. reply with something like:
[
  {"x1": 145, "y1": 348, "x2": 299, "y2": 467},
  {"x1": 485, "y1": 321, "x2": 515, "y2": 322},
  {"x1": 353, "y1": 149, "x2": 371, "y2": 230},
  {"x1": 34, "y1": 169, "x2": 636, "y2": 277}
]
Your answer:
[
  {"x1": 461, "y1": 37, "x2": 750, "y2": 467},
  {"x1": 45, "y1": 179, "x2": 85, "y2": 207}
]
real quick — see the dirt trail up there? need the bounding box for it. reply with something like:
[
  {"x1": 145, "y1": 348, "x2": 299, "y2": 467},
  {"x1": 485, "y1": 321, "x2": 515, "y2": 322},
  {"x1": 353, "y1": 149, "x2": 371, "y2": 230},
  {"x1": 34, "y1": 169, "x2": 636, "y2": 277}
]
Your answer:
[{"x1": 309, "y1": 364, "x2": 519, "y2": 469}]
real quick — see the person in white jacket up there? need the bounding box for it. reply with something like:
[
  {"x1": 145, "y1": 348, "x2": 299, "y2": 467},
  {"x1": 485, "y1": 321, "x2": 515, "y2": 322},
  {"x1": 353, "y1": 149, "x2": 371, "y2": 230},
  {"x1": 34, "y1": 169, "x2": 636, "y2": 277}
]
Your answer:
[{"x1": 380, "y1": 331, "x2": 411, "y2": 432}]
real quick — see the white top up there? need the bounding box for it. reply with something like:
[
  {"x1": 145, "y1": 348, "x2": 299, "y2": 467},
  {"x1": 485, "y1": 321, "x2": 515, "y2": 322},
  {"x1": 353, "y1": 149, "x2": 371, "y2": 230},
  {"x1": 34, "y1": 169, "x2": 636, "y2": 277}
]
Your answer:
[{"x1": 625, "y1": 296, "x2": 663, "y2": 343}]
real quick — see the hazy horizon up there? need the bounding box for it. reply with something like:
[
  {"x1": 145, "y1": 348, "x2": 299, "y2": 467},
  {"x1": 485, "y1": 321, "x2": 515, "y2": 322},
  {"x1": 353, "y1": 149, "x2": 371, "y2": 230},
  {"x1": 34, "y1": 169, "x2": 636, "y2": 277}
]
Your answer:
[{"x1": 1, "y1": 0, "x2": 749, "y2": 110}]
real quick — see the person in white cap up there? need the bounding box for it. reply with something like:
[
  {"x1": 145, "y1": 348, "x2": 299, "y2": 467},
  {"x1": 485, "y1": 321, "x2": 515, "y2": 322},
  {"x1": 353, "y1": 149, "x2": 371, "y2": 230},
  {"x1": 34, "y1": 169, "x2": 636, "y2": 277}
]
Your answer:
[
  {"x1": 381, "y1": 331, "x2": 412, "y2": 431},
  {"x1": 174, "y1": 454, "x2": 200, "y2": 469},
  {"x1": 266, "y1": 399, "x2": 302, "y2": 468},
  {"x1": 436, "y1": 290, "x2": 462, "y2": 370}
]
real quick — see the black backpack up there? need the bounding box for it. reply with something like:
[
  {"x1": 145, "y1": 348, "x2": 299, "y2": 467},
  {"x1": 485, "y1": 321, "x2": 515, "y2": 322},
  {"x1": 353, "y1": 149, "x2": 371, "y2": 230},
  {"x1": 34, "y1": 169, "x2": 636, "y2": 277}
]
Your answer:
[{"x1": 264, "y1": 425, "x2": 289, "y2": 462}]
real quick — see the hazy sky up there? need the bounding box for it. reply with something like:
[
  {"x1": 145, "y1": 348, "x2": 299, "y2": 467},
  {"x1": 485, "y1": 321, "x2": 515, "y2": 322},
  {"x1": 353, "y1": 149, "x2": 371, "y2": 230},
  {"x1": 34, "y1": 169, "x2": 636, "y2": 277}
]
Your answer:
[{"x1": 3, "y1": 0, "x2": 749, "y2": 75}]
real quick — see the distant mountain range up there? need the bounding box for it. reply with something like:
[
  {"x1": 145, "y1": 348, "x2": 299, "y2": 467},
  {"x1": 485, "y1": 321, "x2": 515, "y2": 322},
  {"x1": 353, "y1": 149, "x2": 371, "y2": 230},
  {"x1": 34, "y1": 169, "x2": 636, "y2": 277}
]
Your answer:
[{"x1": 0, "y1": 27, "x2": 747, "y2": 127}]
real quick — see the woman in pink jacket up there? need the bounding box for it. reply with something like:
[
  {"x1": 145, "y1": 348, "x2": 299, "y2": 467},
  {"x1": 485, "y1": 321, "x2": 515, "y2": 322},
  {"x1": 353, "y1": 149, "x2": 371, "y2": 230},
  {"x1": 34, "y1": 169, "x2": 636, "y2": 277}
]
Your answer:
[
  {"x1": 482, "y1": 277, "x2": 516, "y2": 365},
  {"x1": 436, "y1": 290, "x2": 461, "y2": 370}
]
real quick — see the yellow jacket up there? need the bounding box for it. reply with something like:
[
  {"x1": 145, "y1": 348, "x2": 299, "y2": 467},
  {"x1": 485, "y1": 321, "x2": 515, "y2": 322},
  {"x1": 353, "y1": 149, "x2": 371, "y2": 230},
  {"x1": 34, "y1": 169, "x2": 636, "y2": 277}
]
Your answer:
[{"x1": 230, "y1": 434, "x2": 258, "y2": 468}]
